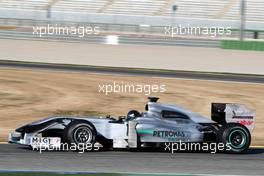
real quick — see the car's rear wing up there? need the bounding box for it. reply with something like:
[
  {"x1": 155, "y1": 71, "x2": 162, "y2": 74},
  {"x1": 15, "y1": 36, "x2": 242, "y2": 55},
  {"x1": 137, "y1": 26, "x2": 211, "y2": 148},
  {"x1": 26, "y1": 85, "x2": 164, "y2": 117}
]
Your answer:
[{"x1": 211, "y1": 103, "x2": 255, "y2": 132}]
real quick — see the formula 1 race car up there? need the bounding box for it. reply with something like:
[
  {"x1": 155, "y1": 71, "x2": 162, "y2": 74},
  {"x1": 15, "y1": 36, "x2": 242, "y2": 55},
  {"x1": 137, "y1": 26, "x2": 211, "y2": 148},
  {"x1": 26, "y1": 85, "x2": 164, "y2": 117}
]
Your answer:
[{"x1": 9, "y1": 97, "x2": 255, "y2": 153}]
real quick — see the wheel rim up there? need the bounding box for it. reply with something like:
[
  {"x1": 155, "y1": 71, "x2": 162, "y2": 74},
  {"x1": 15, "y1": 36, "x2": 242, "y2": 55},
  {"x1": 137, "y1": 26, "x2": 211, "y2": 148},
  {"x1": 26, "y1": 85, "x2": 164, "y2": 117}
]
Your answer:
[
  {"x1": 228, "y1": 128, "x2": 247, "y2": 149},
  {"x1": 73, "y1": 126, "x2": 92, "y2": 144}
]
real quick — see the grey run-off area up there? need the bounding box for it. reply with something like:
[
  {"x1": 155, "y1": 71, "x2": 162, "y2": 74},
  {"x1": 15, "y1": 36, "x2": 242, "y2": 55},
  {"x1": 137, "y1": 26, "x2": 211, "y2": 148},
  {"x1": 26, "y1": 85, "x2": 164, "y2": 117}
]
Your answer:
[{"x1": 0, "y1": 38, "x2": 264, "y2": 75}]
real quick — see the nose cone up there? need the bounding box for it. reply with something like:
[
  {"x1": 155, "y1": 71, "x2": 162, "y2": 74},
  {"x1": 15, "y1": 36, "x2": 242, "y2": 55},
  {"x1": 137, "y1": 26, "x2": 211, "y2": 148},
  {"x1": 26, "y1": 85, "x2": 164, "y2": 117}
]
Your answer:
[{"x1": 16, "y1": 125, "x2": 28, "y2": 133}]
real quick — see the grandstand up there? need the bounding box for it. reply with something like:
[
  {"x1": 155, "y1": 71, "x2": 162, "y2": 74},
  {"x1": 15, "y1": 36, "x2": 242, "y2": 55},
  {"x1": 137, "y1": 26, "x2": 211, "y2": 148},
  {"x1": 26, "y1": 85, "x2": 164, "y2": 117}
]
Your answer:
[
  {"x1": 0, "y1": 0, "x2": 49, "y2": 10},
  {"x1": 104, "y1": 0, "x2": 166, "y2": 16},
  {"x1": 52, "y1": 0, "x2": 109, "y2": 13},
  {"x1": 0, "y1": 0, "x2": 263, "y2": 22}
]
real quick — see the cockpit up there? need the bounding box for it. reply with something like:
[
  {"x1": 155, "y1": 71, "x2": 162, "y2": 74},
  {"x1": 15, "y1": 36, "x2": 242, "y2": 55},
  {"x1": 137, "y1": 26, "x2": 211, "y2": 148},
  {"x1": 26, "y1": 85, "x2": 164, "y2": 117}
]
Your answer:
[{"x1": 126, "y1": 97, "x2": 191, "y2": 121}]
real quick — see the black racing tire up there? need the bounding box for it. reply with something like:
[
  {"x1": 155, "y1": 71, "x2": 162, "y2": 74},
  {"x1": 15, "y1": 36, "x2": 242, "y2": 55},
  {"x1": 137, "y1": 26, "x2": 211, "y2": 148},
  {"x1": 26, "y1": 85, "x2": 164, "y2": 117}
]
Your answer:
[
  {"x1": 217, "y1": 123, "x2": 251, "y2": 153},
  {"x1": 64, "y1": 121, "x2": 96, "y2": 146}
]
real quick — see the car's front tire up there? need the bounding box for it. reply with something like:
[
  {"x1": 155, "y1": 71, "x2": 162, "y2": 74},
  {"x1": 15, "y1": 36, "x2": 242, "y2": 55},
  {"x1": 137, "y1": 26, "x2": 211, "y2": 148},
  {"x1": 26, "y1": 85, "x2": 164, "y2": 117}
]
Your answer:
[
  {"x1": 217, "y1": 123, "x2": 251, "y2": 153},
  {"x1": 64, "y1": 121, "x2": 96, "y2": 146}
]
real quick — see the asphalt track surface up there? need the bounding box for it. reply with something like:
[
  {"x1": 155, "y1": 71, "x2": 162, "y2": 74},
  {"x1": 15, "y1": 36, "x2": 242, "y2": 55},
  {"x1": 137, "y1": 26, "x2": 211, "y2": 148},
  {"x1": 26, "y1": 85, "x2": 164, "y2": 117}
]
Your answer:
[
  {"x1": 1, "y1": 60, "x2": 264, "y2": 84},
  {"x1": 0, "y1": 144, "x2": 263, "y2": 175}
]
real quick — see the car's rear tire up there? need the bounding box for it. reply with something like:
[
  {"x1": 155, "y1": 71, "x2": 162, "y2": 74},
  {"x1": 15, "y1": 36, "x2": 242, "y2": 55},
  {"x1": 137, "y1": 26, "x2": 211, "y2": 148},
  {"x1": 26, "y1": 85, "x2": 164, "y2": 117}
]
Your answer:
[
  {"x1": 217, "y1": 123, "x2": 251, "y2": 153},
  {"x1": 64, "y1": 121, "x2": 96, "y2": 146}
]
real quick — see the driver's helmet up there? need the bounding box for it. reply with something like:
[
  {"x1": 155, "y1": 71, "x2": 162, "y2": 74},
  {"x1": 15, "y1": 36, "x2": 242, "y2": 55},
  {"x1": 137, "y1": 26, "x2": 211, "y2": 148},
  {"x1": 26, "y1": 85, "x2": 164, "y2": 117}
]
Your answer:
[{"x1": 127, "y1": 110, "x2": 141, "y2": 120}]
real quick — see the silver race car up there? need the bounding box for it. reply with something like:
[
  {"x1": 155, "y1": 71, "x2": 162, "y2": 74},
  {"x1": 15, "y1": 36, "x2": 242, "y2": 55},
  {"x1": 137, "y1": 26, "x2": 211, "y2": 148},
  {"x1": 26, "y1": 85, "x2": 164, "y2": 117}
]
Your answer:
[{"x1": 9, "y1": 97, "x2": 255, "y2": 153}]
